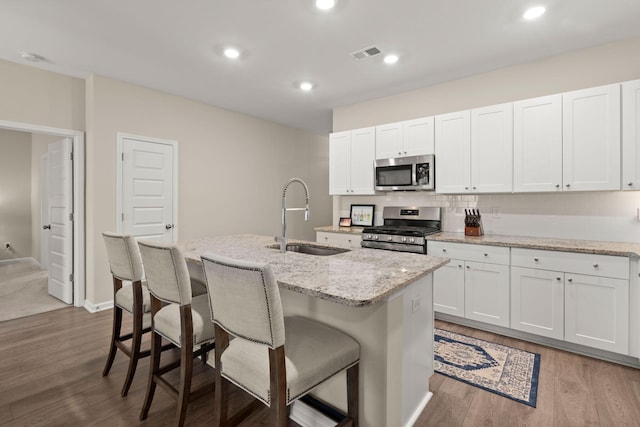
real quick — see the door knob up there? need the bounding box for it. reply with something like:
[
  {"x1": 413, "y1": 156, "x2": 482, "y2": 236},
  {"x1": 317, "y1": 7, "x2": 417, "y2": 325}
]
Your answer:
[
  {"x1": 42, "y1": 224, "x2": 51, "y2": 230},
  {"x1": 165, "y1": 224, "x2": 174, "y2": 230}
]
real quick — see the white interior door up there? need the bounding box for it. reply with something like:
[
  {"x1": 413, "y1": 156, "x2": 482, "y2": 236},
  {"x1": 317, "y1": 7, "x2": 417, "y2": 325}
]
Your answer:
[
  {"x1": 46, "y1": 138, "x2": 73, "y2": 304},
  {"x1": 40, "y1": 153, "x2": 49, "y2": 269},
  {"x1": 119, "y1": 134, "x2": 177, "y2": 242}
]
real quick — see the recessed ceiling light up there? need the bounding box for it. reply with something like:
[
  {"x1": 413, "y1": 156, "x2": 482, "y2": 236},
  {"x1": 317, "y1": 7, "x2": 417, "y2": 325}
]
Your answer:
[
  {"x1": 384, "y1": 54, "x2": 399, "y2": 65},
  {"x1": 20, "y1": 52, "x2": 46, "y2": 62},
  {"x1": 223, "y1": 47, "x2": 240, "y2": 59},
  {"x1": 315, "y1": 0, "x2": 336, "y2": 10},
  {"x1": 299, "y1": 81, "x2": 314, "y2": 91},
  {"x1": 523, "y1": 6, "x2": 546, "y2": 20}
]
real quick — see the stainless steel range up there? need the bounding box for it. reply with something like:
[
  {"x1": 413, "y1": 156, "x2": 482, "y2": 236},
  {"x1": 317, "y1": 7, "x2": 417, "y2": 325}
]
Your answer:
[{"x1": 361, "y1": 206, "x2": 441, "y2": 254}]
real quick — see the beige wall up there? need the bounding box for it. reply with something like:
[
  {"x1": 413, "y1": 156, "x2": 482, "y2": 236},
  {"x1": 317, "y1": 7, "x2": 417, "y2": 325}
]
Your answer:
[
  {"x1": 85, "y1": 75, "x2": 331, "y2": 305},
  {"x1": 333, "y1": 37, "x2": 640, "y2": 131},
  {"x1": 0, "y1": 129, "x2": 32, "y2": 260},
  {"x1": 0, "y1": 59, "x2": 85, "y2": 131}
]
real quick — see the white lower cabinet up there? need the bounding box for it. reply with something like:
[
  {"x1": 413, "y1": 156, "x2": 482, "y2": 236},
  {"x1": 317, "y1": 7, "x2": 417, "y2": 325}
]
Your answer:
[
  {"x1": 465, "y1": 261, "x2": 510, "y2": 327},
  {"x1": 433, "y1": 259, "x2": 465, "y2": 316},
  {"x1": 511, "y1": 266, "x2": 564, "y2": 340},
  {"x1": 512, "y1": 247, "x2": 630, "y2": 355},
  {"x1": 429, "y1": 241, "x2": 510, "y2": 327},
  {"x1": 564, "y1": 273, "x2": 629, "y2": 354},
  {"x1": 316, "y1": 231, "x2": 362, "y2": 249}
]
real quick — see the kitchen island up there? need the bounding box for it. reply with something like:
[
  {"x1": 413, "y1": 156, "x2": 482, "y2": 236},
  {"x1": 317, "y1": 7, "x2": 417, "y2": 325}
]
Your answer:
[{"x1": 184, "y1": 234, "x2": 449, "y2": 427}]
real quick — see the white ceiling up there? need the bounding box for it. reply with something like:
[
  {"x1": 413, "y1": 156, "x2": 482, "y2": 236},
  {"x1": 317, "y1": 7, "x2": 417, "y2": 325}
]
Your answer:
[{"x1": 1, "y1": 0, "x2": 639, "y2": 134}]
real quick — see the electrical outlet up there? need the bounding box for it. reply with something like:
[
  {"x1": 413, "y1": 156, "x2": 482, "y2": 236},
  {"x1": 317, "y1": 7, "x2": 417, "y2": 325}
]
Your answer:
[{"x1": 411, "y1": 296, "x2": 422, "y2": 313}]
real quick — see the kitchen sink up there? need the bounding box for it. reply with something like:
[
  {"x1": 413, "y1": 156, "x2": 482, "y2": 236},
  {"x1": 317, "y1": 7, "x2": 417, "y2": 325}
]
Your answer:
[{"x1": 269, "y1": 243, "x2": 350, "y2": 256}]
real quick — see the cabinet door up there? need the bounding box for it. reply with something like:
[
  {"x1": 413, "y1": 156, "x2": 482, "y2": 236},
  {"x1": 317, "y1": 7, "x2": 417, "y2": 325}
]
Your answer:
[
  {"x1": 511, "y1": 267, "x2": 564, "y2": 340},
  {"x1": 433, "y1": 259, "x2": 465, "y2": 317},
  {"x1": 435, "y1": 110, "x2": 471, "y2": 193},
  {"x1": 464, "y1": 261, "x2": 510, "y2": 327},
  {"x1": 375, "y1": 123, "x2": 403, "y2": 159},
  {"x1": 471, "y1": 103, "x2": 513, "y2": 193},
  {"x1": 622, "y1": 79, "x2": 640, "y2": 190},
  {"x1": 563, "y1": 84, "x2": 621, "y2": 191},
  {"x1": 513, "y1": 94, "x2": 563, "y2": 192},
  {"x1": 349, "y1": 127, "x2": 376, "y2": 195},
  {"x1": 403, "y1": 116, "x2": 435, "y2": 156},
  {"x1": 565, "y1": 273, "x2": 629, "y2": 354},
  {"x1": 329, "y1": 131, "x2": 351, "y2": 195}
]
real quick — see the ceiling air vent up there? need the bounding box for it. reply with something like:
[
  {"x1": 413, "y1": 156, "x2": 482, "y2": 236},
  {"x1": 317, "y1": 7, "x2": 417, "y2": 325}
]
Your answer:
[{"x1": 351, "y1": 45, "x2": 382, "y2": 60}]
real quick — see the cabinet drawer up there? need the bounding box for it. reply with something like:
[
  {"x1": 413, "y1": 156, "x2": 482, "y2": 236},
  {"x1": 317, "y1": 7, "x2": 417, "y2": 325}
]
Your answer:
[
  {"x1": 511, "y1": 248, "x2": 629, "y2": 279},
  {"x1": 316, "y1": 231, "x2": 362, "y2": 249},
  {"x1": 428, "y1": 241, "x2": 510, "y2": 265}
]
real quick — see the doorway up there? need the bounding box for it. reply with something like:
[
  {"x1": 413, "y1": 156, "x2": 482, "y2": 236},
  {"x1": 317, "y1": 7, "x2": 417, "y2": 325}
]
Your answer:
[{"x1": 0, "y1": 119, "x2": 85, "y2": 308}]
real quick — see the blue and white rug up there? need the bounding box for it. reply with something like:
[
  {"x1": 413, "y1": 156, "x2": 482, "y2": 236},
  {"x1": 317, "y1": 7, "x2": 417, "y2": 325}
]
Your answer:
[{"x1": 434, "y1": 329, "x2": 540, "y2": 407}]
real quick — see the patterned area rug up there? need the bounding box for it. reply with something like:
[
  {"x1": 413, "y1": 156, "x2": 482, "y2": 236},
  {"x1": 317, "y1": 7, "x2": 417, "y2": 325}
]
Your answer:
[{"x1": 434, "y1": 329, "x2": 540, "y2": 407}]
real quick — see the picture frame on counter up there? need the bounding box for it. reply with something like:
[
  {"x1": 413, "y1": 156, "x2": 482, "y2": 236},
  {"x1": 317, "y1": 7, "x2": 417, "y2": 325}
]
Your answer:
[
  {"x1": 339, "y1": 217, "x2": 352, "y2": 227},
  {"x1": 350, "y1": 204, "x2": 375, "y2": 227}
]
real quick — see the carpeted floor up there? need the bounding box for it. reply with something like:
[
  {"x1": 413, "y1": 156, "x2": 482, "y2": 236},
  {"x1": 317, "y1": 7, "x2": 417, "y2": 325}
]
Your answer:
[
  {"x1": 0, "y1": 258, "x2": 68, "y2": 322},
  {"x1": 434, "y1": 328, "x2": 540, "y2": 407}
]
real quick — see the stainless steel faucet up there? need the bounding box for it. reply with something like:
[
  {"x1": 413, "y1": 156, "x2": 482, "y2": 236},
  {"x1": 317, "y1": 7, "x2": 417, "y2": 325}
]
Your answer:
[{"x1": 281, "y1": 178, "x2": 310, "y2": 252}]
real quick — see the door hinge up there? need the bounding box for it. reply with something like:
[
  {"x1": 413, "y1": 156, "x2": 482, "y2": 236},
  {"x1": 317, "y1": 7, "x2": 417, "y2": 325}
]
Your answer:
[
  {"x1": 122, "y1": 152, "x2": 125, "y2": 161},
  {"x1": 69, "y1": 213, "x2": 74, "y2": 221},
  {"x1": 69, "y1": 274, "x2": 74, "y2": 282}
]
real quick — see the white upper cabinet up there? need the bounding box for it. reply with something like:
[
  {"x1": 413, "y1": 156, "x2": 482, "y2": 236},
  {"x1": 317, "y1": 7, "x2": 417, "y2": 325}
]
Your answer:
[
  {"x1": 562, "y1": 84, "x2": 621, "y2": 191},
  {"x1": 329, "y1": 127, "x2": 376, "y2": 195},
  {"x1": 471, "y1": 103, "x2": 513, "y2": 193},
  {"x1": 622, "y1": 79, "x2": 640, "y2": 190},
  {"x1": 436, "y1": 104, "x2": 512, "y2": 194},
  {"x1": 435, "y1": 110, "x2": 471, "y2": 193},
  {"x1": 375, "y1": 116, "x2": 434, "y2": 159},
  {"x1": 513, "y1": 94, "x2": 563, "y2": 192}
]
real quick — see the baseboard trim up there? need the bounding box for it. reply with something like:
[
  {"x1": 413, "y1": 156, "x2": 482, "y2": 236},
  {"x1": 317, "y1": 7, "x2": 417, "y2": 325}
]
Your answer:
[
  {"x1": 436, "y1": 313, "x2": 640, "y2": 369},
  {"x1": 84, "y1": 300, "x2": 114, "y2": 313},
  {"x1": 405, "y1": 391, "x2": 433, "y2": 427},
  {"x1": 0, "y1": 256, "x2": 39, "y2": 266}
]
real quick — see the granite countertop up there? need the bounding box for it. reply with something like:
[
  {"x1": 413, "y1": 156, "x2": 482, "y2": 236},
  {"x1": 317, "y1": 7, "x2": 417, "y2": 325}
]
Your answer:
[
  {"x1": 428, "y1": 232, "x2": 640, "y2": 258},
  {"x1": 315, "y1": 225, "x2": 365, "y2": 235},
  {"x1": 183, "y1": 234, "x2": 449, "y2": 307}
]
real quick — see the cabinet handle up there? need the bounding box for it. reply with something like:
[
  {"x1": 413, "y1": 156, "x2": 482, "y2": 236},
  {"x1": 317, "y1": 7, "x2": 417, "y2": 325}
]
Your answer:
[
  {"x1": 465, "y1": 187, "x2": 469, "y2": 190},
  {"x1": 458, "y1": 264, "x2": 463, "y2": 268},
  {"x1": 556, "y1": 277, "x2": 562, "y2": 281},
  {"x1": 398, "y1": 152, "x2": 402, "y2": 156},
  {"x1": 466, "y1": 265, "x2": 470, "y2": 269},
  {"x1": 473, "y1": 186, "x2": 477, "y2": 190},
  {"x1": 628, "y1": 182, "x2": 633, "y2": 187},
  {"x1": 566, "y1": 184, "x2": 571, "y2": 188},
  {"x1": 593, "y1": 263, "x2": 599, "y2": 268},
  {"x1": 483, "y1": 253, "x2": 488, "y2": 257},
  {"x1": 442, "y1": 248, "x2": 447, "y2": 253},
  {"x1": 555, "y1": 184, "x2": 560, "y2": 188},
  {"x1": 567, "y1": 277, "x2": 573, "y2": 282},
  {"x1": 534, "y1": 257, "x2": 539, "y2": 262}
]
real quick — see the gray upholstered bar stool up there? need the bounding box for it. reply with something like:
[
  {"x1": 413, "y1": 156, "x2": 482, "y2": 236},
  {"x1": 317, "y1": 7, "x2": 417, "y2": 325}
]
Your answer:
[
  {"x1": 137, "y1": 240, "x2": 216, "y2": 427},
  {"x1": 201, "y1": 253, "x2": 360, "y2": 427},
  {"x1": 101, "y1": 232, "x2": 152, "y2": 397}
]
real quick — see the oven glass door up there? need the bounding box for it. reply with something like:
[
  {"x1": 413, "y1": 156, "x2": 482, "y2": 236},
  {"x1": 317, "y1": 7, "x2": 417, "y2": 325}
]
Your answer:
[{"x1": 376, "y1": 164, "x2": 413, "y2": 187}]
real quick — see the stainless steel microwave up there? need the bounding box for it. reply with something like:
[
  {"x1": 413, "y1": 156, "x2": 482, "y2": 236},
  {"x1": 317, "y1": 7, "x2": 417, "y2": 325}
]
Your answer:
[{"x1": 374, "y1": 154, "x2": 435, "y2": 191}]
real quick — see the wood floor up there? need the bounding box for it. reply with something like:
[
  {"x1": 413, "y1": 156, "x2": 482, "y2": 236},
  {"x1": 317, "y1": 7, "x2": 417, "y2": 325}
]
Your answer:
[{"x1": 1, "y1": 308, "x2": 639, "y2": 426}]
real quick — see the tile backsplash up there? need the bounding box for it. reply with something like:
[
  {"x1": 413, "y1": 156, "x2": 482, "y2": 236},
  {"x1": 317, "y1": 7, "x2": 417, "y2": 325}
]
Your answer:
[{"x1": 334, "y1": 191, "x2": 640, "y2": 243}]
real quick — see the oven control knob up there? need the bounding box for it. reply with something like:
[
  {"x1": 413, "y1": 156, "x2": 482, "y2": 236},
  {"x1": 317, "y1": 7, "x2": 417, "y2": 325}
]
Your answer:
[
  {"x1": 374, "y1": 235, "x2": 379, "y2": 240},
  {"x1": 401, "y1": 237, "x2": 407, "y2": 243},
  {"x1": 387, "y1": 237, "x2": 393, "y2": 242},
  {"x1": 366, "y1": 234, "x2": 372, "y2": 240},
  {"x1": 409, "y1": 238, "x2": 415, "y2": 243}
]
